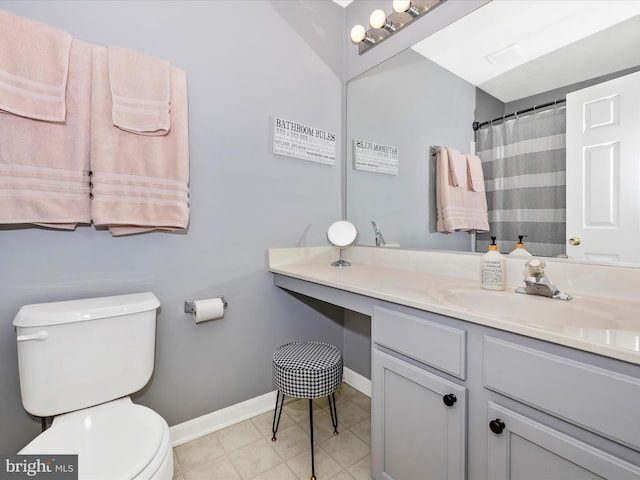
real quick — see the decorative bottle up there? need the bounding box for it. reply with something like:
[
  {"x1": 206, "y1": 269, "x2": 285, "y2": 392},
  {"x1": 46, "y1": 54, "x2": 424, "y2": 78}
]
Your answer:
[
  {"x1": 481, "y1": 236, "x2": 506, "y2": 291},
  {"x1": 508, "y1": 235, "x2": 532, "y2": 257}
]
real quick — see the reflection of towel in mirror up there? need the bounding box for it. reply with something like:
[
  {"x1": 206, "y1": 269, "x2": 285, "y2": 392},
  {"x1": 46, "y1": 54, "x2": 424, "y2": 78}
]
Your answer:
[
  {"x1": 436, "y1": 147, "x2": 489, "y2": 233},
  {"x1": 447, "y1": 146, "x2": 465, "y2": 187},
  {"x1": 466, "y1": 154, "x2": 485, "y2": 192},
  {"x1": 90, "y1": 45, "x2": 189, "y2": 236}
]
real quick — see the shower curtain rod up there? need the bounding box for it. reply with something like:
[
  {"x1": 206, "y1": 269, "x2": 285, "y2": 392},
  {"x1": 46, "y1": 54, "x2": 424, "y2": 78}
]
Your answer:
[{"x1": 472, "y1": 98, "x2": 566, "y2": 131}]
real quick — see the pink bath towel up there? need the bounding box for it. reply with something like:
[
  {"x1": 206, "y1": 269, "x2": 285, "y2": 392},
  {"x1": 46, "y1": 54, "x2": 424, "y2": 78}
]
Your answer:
[
  {"x1": 436, "y1": 147, "x2": 489, "y2": 233},
  {"x1": 108, "y1": 46, "x2": 171, "y2": 136},
  {"x1": 91, "y1": 45, "x2": 189, "y2": 236},
  {"x1": 0, "y1": 39, "x2": 92, "y2": 228},
  {"x1": 0, "y1": 9, "x2": 72, "y2": 122}
]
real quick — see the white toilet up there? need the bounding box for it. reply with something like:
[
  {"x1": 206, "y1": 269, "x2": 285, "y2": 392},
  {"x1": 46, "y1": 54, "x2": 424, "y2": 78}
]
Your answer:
[{"x1": 13, "y1": 292, "x2": 173, "y2": 480}]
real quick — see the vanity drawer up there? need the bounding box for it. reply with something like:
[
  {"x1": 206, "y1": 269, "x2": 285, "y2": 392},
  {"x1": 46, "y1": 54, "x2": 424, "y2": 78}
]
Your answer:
[
  {"x1": 373, "y1": 306, "x2": 466, "y2": 379},
  {"x1": 484, "y1": 336, "x2": 640, "y2": 450}
]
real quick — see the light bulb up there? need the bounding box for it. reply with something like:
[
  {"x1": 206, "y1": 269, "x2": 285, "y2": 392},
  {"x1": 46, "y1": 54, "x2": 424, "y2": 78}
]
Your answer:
[
  {"x1": 392, "y1": 0, "x2": 420, "y2": 16},
  {"x1": 350, "y1": 24, "x2": 366, "y2": 43},
  {"x1": 369, "y1": 9, "x2": 387, "y2": 29},
  {"x1": 392, "y1": 0, "x2": 411, "y2": 13}
]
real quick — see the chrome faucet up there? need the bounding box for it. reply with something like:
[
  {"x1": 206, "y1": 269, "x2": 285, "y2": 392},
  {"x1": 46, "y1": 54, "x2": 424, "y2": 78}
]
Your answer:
[
  {"x1": 371, "y1": 221, "x2": 386, "y2": 247},
  {"x1": 515, "y1": 258, "x2": 572, "y2": 300}
]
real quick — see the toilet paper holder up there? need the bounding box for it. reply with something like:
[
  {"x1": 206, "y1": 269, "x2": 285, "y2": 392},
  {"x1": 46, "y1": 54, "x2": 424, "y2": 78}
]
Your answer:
[{"x1": 184, "y1": 296, "x2": 227, "y2": 315}]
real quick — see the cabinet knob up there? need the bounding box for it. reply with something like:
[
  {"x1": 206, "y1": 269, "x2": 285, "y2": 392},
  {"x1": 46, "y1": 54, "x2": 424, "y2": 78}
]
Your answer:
[
  {"x1": 442, "y1": 393, "x2": 457, "y2": 407},
  {"x1": 489, "y1": 419, "x2": 505, "y2": 434}
]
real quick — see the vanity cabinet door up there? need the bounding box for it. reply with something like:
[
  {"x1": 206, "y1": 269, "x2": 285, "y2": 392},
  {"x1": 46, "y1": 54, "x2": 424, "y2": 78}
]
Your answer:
[
  {"x1": 487, "y1": 402, "x2": 640, "y2": 480},
  {"x1": 372, "y1": 348, "x2": 466, "y2": 480}
]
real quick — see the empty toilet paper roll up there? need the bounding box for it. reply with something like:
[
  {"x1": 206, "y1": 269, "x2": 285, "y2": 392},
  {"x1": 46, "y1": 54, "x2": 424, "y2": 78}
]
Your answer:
[{"x1": 191, "y1": 298, "x2": 225, "y2": 323}]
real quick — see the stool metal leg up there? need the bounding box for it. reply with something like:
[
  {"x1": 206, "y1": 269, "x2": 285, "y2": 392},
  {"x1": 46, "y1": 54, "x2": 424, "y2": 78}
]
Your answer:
[
  {"x1": 271, "y1": 391, "x2": 285, "y2": 442},
  {"x1": 309, "y1": 399, "x2": 316, "y2": 480},
  {"x1": 327, "y1": 393, "x2": 338, "y2": 435}
]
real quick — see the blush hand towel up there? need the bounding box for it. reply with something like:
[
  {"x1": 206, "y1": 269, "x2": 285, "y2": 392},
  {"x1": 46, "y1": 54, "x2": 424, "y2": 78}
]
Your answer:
[
  {"x1": 0, "y1": 9, "x2": 72, "y2": 122},
  {"x1": 447, "y1": 146, "x2": 465, "y2": 187},
  {"x1": 466, "y1": 153, "x2": 486, "y2": 192},
  {"x1": 0, "y1": 39, "x2": 92, "y2": 228},
  {"x1": 108, "y1": 46, "x2": 171, "y2": 136},
  {"x1": 91, "y1": 45, "x2": 189, "y2": 236}
]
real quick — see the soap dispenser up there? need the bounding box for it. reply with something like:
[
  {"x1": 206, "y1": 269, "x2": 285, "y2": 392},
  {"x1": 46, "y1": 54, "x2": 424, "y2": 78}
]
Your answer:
[
  {"x1": 481, "y1": 236, "x2": 505, "y2": 291},
  {"x1": 509, "y1": 235, "x2": 532, "y2": 257}
]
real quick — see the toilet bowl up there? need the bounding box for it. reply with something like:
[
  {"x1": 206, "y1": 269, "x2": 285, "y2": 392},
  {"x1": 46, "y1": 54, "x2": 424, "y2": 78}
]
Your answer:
[
  {"x1": 13, "y1": 293, "x2": 173, "y2": 480},
  {"x1": 19, "y1": 398, "x2": 172, "y2": 480}
]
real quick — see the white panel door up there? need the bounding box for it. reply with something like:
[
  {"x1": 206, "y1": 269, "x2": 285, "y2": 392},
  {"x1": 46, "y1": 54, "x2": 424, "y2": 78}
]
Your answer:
[{"x1": 566, "y1": 71, "x2": 640, "y2": 262}]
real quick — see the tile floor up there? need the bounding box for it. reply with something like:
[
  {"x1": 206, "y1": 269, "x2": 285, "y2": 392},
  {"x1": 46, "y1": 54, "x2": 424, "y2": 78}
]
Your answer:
[{"x1": 172, "y1": 383, "x2": 373, "y2": 480}]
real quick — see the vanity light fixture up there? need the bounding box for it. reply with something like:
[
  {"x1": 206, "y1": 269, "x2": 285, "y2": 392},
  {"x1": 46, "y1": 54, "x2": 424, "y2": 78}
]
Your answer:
[{"x1": 350, "y1": 0, "x2": 443, "y2": 55}]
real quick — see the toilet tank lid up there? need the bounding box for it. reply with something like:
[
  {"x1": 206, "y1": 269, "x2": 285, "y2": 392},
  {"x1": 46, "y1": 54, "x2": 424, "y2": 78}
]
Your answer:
[{"x1": 13, "y1": 292, "x2": 160, "y2": 328}]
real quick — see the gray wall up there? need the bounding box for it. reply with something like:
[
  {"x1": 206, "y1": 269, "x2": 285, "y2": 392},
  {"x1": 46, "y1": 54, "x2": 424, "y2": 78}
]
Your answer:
[
  {"x1": 0, "y1": 0, "x2": 348, "y2": 453},
  {"x1": 344, "y1": 311, "x2": 372, "y2": 378}
]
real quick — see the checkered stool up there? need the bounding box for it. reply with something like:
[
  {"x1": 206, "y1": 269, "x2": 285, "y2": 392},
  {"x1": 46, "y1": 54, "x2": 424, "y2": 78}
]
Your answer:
[{"x1": 271, "y1": 342, "x2": 343, "y2": 480}]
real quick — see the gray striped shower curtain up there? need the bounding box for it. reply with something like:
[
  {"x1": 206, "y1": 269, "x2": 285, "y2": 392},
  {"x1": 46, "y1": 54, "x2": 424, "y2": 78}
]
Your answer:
[{"x1": 475, "y1": 106, "x2": 567, "y2": 257}]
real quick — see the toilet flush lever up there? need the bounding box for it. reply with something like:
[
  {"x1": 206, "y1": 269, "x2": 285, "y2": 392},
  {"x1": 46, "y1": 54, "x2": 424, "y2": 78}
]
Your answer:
[{"x1": 17, "y1": 330, "x2": 49, "y2": 342}]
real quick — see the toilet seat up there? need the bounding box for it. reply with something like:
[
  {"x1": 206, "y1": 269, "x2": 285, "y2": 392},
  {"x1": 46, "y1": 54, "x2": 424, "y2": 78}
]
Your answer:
[{"x1": 19, "y1": 398, "x2": 172, "y2": 480}]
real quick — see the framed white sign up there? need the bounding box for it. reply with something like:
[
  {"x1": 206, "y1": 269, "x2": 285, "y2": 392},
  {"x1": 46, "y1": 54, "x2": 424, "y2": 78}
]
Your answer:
[
  {"x1": 353, "y1": 139, "x2": 398, "y2": 175},
  {"x1": 273, "y1": 117, "x2": 336, "y2": 165}
]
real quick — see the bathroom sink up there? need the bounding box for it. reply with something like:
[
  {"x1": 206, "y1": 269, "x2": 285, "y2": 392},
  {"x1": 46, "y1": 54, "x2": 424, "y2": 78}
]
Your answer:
[{"x1": 431, "y1": 287, "x2": 623, "y2": 330}]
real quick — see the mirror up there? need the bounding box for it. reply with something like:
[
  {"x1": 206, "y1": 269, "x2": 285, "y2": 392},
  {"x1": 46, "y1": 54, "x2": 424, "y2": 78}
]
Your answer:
[
  {"x1": 327, "y1": 220, "x2": 358, "y2": 266},
  {"x1": 346, "y1": 1, "x2": 640, "y2": 263}
]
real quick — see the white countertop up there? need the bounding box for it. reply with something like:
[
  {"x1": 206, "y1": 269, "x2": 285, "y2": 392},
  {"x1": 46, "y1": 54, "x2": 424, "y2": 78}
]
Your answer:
[{"x1": 269, "y1": 246, "x2": 640, "y2": 365}]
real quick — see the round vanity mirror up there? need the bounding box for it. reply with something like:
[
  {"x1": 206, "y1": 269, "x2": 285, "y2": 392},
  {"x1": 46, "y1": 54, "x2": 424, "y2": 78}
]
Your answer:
[
  {"x1": 327, "y1": 220, "x2": 358, "y2": 267},
  {"x1": 327, "y1": 220, "x2": 358, "y2": 247}
]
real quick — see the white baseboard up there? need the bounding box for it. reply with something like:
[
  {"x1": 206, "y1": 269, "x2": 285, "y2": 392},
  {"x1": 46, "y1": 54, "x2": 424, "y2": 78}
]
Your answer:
[
  {"x1": 343, "y1": 367, "x2": 372, "y2": 397},
  {"x1": 170, "y1": 390, "x2": 277, "y2": 446},
  {"x1": 169, "y1": 367, "x2": 371, "y2": 447}
]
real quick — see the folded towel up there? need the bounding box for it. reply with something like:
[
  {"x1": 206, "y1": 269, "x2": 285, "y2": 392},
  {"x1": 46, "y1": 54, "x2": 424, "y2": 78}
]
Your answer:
[
  {"x1": 466, "y1": 154, "x2": 485, "y2": 192},
  {"x1": 108, "y1": 46, "x2": 171, "y2": 136},
  {"x1": 0, "y1": 39, "x2": 92, "y2": 228},
  {"x1": 436, "y1": 147, "x2": 489, "y2": 233},
  {"x1": 91, "y1": 45, "x2": 189, "y2": 236},
  {"x1": 0, "y1": 10, "x2": 72, "y2": 122},
  {"x1": 446, "y1": 147, "x2": 465, "y2": 187}
]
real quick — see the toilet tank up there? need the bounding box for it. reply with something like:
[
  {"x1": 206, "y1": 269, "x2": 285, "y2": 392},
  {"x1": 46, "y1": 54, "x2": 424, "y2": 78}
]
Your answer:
[{"x1": 13, "y1": 292, "x2": 160, "y2": 418}]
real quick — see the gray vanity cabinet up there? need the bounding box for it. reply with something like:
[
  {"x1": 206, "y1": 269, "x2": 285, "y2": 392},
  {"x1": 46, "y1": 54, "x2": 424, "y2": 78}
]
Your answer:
[
  {"x1": 371, "y1": 306, "x2": 467, "y2": 480},
  {"x1": 370, "y1": 305, "x2": 640, "y2": 480},
  {"x1": 487, "y1": 402, "x2": 640, "y2": 480},
  {"x1": 484, "y1": 336, "x2": 640, "y2": 480}
]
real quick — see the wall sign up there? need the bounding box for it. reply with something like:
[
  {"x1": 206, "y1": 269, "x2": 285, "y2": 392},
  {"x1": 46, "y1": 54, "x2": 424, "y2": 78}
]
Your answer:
[
  {"x1": 273, "y1": 117, "x2": 336, "y2": 165},
  {"x1": 353, "y1": 139, "x2": 398, "y2": 175}
]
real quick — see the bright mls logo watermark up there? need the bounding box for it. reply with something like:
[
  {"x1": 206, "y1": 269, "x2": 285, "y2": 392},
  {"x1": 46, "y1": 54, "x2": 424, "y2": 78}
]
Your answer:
[{"x1": 1, "y1": 455, "x2": 77, "y2": 480}]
